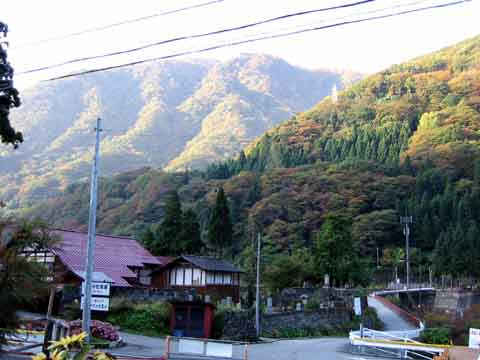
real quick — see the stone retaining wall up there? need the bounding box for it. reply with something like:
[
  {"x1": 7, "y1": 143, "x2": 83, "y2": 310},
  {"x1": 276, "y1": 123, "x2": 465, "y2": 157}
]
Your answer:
[
  {"x1": 261, "y1": 309, "x2": 350, "y2": 337},
  {"x1": 220, "y1": 307, "x2": 351, "y2": 340},
  {"x1": 434, "y1": 290, "x2": 480, "y2": 316},
  {"x1": 221, "y1": 310, "x2": 257, "y2": 341}
]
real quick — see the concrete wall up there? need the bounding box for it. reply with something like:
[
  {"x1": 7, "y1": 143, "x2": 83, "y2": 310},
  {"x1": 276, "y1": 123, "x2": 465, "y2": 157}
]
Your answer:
[{"x1": 434, "y1": 290, "x2": 480, "y2": 316}]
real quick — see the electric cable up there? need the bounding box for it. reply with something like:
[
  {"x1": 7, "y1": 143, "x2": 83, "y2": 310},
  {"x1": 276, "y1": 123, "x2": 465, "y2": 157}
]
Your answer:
[
  {"x1": 14, "y1": 0, "x2": 226, "y2": 49},
  {"x1": 18, "y1": 0, "x2": 375, "y2": 75},
  {"x1": 39, "y1": 0, "x2": 471, "y2": 82}
]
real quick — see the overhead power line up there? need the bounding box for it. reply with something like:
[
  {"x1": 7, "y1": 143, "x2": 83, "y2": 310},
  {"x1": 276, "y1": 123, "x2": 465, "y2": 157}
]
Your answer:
[
  {"x1": 39, "y1": 0, "x2": 471, "y2": 82},
  {"x1": 18, "y1": 0, "x2": 375, "y2": 75},
  {"x1": 14, "y1": 0, "x2": 226, "y2": 48}
]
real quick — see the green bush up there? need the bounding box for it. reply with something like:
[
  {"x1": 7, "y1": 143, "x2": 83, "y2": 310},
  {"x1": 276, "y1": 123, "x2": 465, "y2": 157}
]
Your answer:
[
  {"x1": 420, "y1": 327, "x2": 451, "y2": 345},
  {"x1": 106, "y1": 301, "x2": 172, "y2": 337},
  {"x1": 212, "y1": 311, "x2": 225, "y2": 339},
  {"x1": 304, "y1": 300, "x2": 320, "y2": 313},
  {"x1": 62, "y1": 303, "x2": 82, "y2": 321},
  {"x1": 363, "y1": 307, "x2": 384, "y2": 331}
]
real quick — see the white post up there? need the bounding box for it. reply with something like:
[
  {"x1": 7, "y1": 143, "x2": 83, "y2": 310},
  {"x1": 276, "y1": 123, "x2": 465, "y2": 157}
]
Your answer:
[{"x1": 82, "y1": 118, "x2": 102, "y2": 342}]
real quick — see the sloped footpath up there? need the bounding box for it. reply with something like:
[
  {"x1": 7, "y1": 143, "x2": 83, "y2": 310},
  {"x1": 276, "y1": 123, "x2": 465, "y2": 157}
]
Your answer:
[{"x1": 367, "y1": 296, "x2": 420, "y2": 331}]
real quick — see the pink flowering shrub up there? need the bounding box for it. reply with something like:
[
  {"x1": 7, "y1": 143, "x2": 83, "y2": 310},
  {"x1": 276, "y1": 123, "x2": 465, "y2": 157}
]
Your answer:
[{"x1": 69, "y1": 320, "x2": 119, "y2": 341}]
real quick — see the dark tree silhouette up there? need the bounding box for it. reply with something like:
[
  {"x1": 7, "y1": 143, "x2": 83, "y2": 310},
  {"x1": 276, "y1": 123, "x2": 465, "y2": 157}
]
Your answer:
[
  {"x1": 208, "y1": 187, "x2": 232, "y2": 258},
  {"x1": 0, "y1": 22, "x2": 22, "y2": 148}
]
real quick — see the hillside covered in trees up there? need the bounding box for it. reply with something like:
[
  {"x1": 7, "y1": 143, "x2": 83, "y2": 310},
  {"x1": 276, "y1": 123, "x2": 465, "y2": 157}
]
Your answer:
[
  {"x1": 1, "y1": 54, "x2": 354, "y2": 209},
  {"x1": 26, "y1": 34, "x2": 480, "y2": 288}
]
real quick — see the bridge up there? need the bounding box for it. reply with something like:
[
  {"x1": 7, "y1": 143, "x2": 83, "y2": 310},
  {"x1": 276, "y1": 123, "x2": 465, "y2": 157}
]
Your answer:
[{"x1": 373, "y1": 287, "x2": 436, "y2": 296}]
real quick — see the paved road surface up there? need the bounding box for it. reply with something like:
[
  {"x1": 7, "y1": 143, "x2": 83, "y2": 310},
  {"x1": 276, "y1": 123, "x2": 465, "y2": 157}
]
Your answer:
[
  {"x1": 367, "y1": 296, "x2": 417, "y2": 331},
  {"x1": 112, "y1": 334, "x2": 395, "y2": 360}
]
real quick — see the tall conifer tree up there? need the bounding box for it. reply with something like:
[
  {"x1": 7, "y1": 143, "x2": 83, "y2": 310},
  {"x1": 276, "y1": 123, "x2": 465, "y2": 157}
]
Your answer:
[{"x1": 208, "y1": 187, "x2": 232, "y2": 258}]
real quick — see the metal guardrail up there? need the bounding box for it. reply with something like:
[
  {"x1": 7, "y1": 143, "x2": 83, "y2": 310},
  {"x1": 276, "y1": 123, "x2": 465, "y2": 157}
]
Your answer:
[
  {"x1": 349, "y1": 325, "x2": 451, "y2": 360},
  {"x1": 165, "y1": 336, "x2": 249, "y2": 360}
]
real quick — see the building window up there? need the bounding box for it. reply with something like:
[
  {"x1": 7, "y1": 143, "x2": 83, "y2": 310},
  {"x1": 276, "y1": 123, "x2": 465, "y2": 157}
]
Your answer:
[
  {"x1": 184, "y1": 267, "x2": 192, "y2": 286},
  {"x1": 192, "y1": 269, "x2": 202, "y2": 285},
  {"x1": 175, "y1": 267, "x2": 184, "y2": 285},
  {"x1": 207, "y1": 272, "x2": 214, "y2": 284},
  {"x1": 223, "y1": 273, "x2": 232, "y2": 285}
]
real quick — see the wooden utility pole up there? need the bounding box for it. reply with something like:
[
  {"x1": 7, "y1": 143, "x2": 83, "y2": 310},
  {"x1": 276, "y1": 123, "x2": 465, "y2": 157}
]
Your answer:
[{"x1": 82, "y1": 118, "x2": 102, "y2": 342}]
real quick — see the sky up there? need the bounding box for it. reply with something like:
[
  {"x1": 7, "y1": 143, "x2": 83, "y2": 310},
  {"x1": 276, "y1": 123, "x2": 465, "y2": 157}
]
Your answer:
[{"x1": 2, "y1": 0, "x2": 480, "y2": 89}]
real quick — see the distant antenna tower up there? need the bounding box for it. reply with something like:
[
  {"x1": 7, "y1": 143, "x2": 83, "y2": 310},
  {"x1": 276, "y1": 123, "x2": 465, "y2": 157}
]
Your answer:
[{"x1": 331, "y1": 83, "x2": 338, "y2": 104}]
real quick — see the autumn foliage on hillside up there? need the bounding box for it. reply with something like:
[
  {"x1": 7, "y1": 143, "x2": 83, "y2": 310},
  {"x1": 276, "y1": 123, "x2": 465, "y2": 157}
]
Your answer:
[{"x1": 28, "y1": 35, "x2": 480, "y2": 290}]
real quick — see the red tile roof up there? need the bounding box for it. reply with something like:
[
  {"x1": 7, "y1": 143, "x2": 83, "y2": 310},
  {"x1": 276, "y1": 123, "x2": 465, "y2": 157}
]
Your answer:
[{"x1": 52, "y1": 229, "x2": 161, "y2": 287}]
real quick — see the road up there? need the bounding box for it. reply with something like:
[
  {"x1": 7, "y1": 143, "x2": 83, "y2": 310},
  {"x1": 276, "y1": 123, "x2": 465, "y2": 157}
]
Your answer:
[
  {"x1": 367, "y1": 297, "x2": 417, "y2": 331},
  {"x1": 112, "y1": 333, "x2": 396, "y2": 360},
  {"x1": 1, "y1": 330, "x2": 396, "y2": 360}
]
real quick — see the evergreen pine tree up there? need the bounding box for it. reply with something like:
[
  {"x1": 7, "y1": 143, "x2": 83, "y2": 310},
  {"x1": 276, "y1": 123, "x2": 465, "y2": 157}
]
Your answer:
[
  {"x1": 180, "y1": 208, "x2": 203, "y2": 255},
  {"x1": 466, "y1": 221, "x2": 479, "y2": 277},
  {"x1": 156, "y1": 190, "x2": 183, "y2": 255},
  {"x1": 141, "y1": 224, "x2": 171, "y2": 256},
  {"x1": 208, "y1": 187, "x2": 233, "y2": 258}
]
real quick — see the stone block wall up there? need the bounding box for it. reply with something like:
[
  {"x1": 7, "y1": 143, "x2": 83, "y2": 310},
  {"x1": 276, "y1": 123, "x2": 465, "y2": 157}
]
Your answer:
[
  {"x1": 220, "y1": 308, "x2": 351, "y2": 340},
  {"x1": 261, "y1": 310, "x2": 350, "y2": 337},
  {"x1": 221, "y1": 310, "x2": 257, "y2": 341}
]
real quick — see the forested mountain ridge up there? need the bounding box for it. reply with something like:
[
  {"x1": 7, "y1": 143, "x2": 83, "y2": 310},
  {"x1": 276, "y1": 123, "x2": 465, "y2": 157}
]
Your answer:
[
  {"x1": 27, "y1": 35, "x2": 480, "y2": 285},
  {"x1": 1, "y1": 54, "x2": 349, "y2": 208}
]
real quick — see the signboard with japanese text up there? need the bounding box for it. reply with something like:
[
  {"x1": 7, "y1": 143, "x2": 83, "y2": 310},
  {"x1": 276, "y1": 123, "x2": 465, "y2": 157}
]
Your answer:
[
  {"x1": 81, "y1": 296, "x2": 110, "y2": 312},
  {"x1": 82, "y1": 281, "x2": 110, "y2": 296}
]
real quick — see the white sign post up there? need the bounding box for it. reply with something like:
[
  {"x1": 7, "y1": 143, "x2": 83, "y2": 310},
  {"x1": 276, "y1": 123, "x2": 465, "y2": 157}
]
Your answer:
[{"x1": 469, "y1": 328, "x2": 480, "y2": 349}]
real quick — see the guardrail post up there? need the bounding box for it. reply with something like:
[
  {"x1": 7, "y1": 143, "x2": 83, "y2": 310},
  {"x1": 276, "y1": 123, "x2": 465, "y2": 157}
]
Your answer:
[
  {"x1": 164, "y1": 336, "x2": 171, "y2": 360},
  {"x1": 244, "y1": 343, "x2": 249, "y2": 360}
]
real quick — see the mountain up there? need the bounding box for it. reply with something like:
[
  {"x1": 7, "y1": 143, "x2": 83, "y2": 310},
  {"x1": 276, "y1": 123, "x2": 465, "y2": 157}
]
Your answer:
[
  {"x1": 0, "y1": 54, "x2": 353, "y2": 208},
  {"x1": 23, "y1": 35, "x2": 480, "y2": 286}
]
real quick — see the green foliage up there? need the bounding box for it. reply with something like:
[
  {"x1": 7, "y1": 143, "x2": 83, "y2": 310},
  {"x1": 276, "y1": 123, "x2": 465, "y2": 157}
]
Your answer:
[
  {"x1": 208, "y1": 187, "x2": 233, "y2": 257},
  {"x1": 0, "y1": 219, "x2": 58, "y2": 342},
  {"x1": 313, "y1": 214, "x2": 371, "y2": 287},
  {"x1": 180, "y1": 208, "x2": 203, "y2": 254},
  {"x1": 106, "y1": 300, "x2": 172, "y2": 337},
  {"x1": 0, "y1": 23, "x2": 23, "y2": 149},
  {"x1": 419, "y1": 327, "x2": 451, "y2": 345},
  {"x1": 264, "y1": 249, "x2": 315, "y2": 293},
  {"x1": 211, "y1": 310, "x2": 226, "y2": 339},
  {"x1": 21, "y1": 35, "x2": 480, "y2": 284},
  {"x1": 141, "y1": 190, "x2": 203, "y2": 256},
  {"x1": 2, "y1": 55, "x2": 344, "y2": 208}
]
